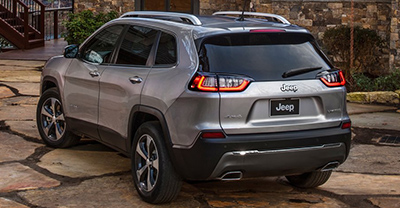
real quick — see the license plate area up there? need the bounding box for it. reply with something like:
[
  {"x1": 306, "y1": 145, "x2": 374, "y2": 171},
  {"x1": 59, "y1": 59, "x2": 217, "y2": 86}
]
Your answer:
[{"x1": 270, "y1": 99, "x2": 300, "y2": 116}]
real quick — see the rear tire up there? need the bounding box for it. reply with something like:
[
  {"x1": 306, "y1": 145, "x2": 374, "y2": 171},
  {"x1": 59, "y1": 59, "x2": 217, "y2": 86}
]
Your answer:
[
  {"x1": 286, "y1": 170, "x2": 332, "y2": 188},
  {"x1": 36, "y1": 87, "x2": 80, "y2": 148},
  {"x1": 131, "y1": 121, "x2": 182, "y2": 204}
]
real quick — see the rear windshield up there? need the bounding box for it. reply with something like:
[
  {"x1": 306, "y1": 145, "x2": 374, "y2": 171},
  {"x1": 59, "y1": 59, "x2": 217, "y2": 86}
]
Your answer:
[{"x1": 197, "y1": 33, "x2": 332, "y2": 81}]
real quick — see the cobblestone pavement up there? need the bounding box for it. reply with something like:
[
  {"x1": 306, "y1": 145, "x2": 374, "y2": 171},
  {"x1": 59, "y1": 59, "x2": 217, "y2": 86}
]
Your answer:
[{"x1": 0, "y1": 60, "x2": 399, "y2": 208}]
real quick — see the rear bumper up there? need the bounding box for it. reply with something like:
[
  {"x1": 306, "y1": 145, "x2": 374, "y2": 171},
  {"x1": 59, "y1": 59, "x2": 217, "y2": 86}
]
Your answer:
[
  {"x1": 171, "y1": 126, "x2": 351, "y2": 180},
  {"x1": 209, "y1": 142, "x2": 345, "y2": 179}
]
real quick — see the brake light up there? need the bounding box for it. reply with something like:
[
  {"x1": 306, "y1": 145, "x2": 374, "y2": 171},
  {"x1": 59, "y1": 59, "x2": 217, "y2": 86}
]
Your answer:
[
  {"x1": 250, "y1": 29, "x2": 285, "y2": 33},
  {"x1": 320, "y1": 71, "x2": 346, "y2": 87},
  {"x1": 189, "y1": 73, "x2": 252, "y2": 92}
]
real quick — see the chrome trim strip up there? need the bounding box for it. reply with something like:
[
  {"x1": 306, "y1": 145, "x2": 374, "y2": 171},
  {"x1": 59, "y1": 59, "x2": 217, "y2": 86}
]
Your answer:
[
  {"x1": 232, "y1": 143, "x2": 343, "y2": 156},
  {"x1": 213, "y1": 11, "x2": 291, "y2": 25},
  {"x1": 120, "y1": 11, "x2": 203, "y2": 26}
]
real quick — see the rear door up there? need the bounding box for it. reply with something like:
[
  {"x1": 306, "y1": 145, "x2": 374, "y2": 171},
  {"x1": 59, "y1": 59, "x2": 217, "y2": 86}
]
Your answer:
[
  {"x1": 199, "y1": 32, "x2": 346, "y2": 134},
  {"x1": 98, "y1": 25, "x2": 158, "y2": 151}
]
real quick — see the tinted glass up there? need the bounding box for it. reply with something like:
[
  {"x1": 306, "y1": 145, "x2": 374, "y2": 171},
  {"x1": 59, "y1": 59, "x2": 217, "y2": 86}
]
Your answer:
[
  {"x1": 116, "y1": 26, "x2": 158, "y2": 66},
  {"x1": 199, "y1": 33, "x2": 332, "y2": 81},
  {"x1": 81, "y1": 25, "x2": 124, "y2": 64},
  {"x1": 155, "y1": 32, "x2": 177, "y2": 66}
]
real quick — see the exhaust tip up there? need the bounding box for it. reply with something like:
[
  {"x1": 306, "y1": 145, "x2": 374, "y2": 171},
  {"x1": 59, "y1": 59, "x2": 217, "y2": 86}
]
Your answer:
[
  {"x1": 320, "y1": 161, "x2": 340, "y2": 172},
  {"x1": 218, "y1": 171, "x2": 243, "y2": 181}
]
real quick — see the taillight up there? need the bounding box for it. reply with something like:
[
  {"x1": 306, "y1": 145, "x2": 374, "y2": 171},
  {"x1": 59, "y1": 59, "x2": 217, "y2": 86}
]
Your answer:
[
  {"x1": 189, "y1": 73, "x2": 253, "y2": 92},
  {"x1": 190, "y1": 75, "x2": 218, "y2": 92},
  {"x1": 319, "y1": 70, "x2": 346, "y2": 87},
  {"x1": 219, "y1": 76, "x2": 251, "y2": 91}
]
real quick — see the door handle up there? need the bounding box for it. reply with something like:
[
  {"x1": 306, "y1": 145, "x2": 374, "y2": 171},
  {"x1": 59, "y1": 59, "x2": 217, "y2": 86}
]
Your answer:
[
  {"x1": 129, "y1": 76, "x2": 143, "y2": 84},
  {"x1": 89, "y1": 71, "x2": 100, "y2": 77}
]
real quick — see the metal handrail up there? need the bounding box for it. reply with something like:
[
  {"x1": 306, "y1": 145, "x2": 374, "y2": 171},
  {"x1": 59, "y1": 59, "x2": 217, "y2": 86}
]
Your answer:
[
  {"x1": 120, "y1": 11, "x2": 203, "y2": 26},
  {"x1": 213, "y1": 11, "x2": 291, "y2": 24}
]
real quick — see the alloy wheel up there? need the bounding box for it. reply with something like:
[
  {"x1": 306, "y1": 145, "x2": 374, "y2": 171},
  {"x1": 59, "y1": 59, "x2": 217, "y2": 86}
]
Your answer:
[
  {"x1": 40, "y1": 97, "x2": 66, "y2": 141},
  {"x1": 135, "y1": 134, "x2": 159, "y2": 192}
]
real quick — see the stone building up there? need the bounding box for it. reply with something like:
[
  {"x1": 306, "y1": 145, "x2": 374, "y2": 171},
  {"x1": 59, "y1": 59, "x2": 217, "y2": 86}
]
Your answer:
[{"x1": 74, "y1": 0, "x2": 400, "y2": 71}]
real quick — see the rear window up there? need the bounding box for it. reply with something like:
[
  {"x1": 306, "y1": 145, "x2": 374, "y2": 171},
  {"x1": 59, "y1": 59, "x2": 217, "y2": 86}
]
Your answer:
[
  {"x1": 155, "y1": 32, "x2": 177, "y2": 66},
  {"x1": 198, "y1": 33, "x2": 332, "y2": 81}
]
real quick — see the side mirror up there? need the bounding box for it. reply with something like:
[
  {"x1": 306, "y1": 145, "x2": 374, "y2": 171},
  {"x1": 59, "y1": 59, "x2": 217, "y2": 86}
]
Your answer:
[{"x1": 63, "y1": 44, "x2": 79, "y2": 58}]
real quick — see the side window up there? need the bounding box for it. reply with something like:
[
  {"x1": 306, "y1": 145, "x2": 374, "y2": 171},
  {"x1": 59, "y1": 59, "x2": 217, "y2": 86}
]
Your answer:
[
  {"x1": 81, "y1": 25, "x2": 124, "y2": 64},
  {"x1": 155, "y1": 32, "x2": 177, "y2": 66},
  {"x1": 116, "y1": 25, "x2": 158, "y2": 66}
]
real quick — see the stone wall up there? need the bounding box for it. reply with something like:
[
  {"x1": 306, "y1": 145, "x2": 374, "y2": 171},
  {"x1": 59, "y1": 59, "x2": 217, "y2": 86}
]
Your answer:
[
  {"x1": 391, "y1": 0, "x2": 400, "y2": 68},
  {"x1": 199, "y1": 0, "x2": 241, "y2": 14},
  {"x1": 74, "y1": 0, "x2": 135, "y2": 14}
]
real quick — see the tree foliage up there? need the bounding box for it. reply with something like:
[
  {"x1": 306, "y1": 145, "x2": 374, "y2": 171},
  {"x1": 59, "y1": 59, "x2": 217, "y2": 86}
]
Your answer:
[{"x1": 62, "y1": 10, "x2": 118, "y2": 44}]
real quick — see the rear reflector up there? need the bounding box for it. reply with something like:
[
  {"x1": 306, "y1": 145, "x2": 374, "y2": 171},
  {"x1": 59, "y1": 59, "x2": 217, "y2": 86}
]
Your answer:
[
  {"x1": 250, "y1": 29, "x2": 285, "y2": 33},
  {"x1": 201, "y1": 132, "x2": 226, "y2": 139},
  {"x1": 341, "y1": 121, "x2": 351, "y2": 129}
]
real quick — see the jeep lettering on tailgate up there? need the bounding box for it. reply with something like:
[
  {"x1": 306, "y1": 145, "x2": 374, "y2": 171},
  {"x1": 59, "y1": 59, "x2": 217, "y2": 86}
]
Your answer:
[{"x1": 280, "y1": 84, "x2": 298, "y2": 92}]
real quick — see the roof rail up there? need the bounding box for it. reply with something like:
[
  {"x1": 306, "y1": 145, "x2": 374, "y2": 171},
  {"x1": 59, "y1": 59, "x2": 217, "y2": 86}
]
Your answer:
[
  {"x1": 213, "y1": 11, "x2": 291, "y2": 24},
  {"x1": 120, "y1": 11, "x2": 203, "y2": 26}
]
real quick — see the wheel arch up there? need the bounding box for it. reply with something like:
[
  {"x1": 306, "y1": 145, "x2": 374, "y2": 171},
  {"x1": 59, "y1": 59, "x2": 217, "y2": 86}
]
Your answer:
[
  {"x1": 128, "y1": 105, "x2": 174, "y2": 157},
  {"x1": 41, "y1": 76, "x2": 59, "y2": 94}
]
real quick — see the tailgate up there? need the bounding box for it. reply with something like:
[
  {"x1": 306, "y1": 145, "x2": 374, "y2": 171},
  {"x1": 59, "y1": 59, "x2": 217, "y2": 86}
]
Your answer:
[{"x1": 219, "y1": 80, "x2": 346, "y2": 134}]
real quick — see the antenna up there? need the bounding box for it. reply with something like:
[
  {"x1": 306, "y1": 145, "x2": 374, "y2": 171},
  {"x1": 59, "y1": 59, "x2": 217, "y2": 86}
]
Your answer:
[{"x1": 238, "y1": 0, "x2": 249, "y2": 21}]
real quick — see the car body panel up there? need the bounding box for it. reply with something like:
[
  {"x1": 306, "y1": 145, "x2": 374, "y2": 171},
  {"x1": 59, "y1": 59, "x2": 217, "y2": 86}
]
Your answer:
[
  {"x1": 41, "y1": 56, "x2": 72, "y2": 98},
  {"x1": 63, "y1": 59, "x2": 106, "y2": 139},
  {"x1": 98, "y1": 65, "x2": 151, "y2": 150},
  {"x1": 164, "y1": 90, "x2": 221, "y2": 148}
]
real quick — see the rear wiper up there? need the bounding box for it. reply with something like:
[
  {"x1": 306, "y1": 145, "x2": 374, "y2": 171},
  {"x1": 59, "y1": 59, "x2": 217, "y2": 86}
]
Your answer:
[{"x1": 282, "y1": 66, "x2": 322, "y2": 78}]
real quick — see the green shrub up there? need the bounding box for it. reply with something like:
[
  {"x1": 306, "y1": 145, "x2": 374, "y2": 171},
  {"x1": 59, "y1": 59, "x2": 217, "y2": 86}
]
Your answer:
[
  {"x1": 352, "y1": 73, "x2": 374, "y2": 92},
  {"x1": 352, "y1": 69, "x2": 400, "y2": 92},
  {"x1": 62, "y1": 10, "x2": 118, "y2": 44},
  {"x1": 374, "y1": 69, "x2": 400, "y2": 91}
]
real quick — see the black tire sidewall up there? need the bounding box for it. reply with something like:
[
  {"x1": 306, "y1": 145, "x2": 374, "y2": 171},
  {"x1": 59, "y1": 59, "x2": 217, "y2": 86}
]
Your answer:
[
  {"x1": 286, "y1": 170, "x2": 332, "y2": 188},
  {"x1": 131, "y1": 122, "x2": 175, "y2": 202}
]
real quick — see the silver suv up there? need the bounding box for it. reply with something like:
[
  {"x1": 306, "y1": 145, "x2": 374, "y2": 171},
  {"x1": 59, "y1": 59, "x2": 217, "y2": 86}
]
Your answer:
[{"x1": 37, "y1": 11, "x2": 351, "y2": 204}]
